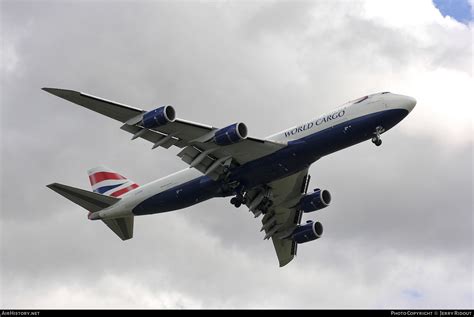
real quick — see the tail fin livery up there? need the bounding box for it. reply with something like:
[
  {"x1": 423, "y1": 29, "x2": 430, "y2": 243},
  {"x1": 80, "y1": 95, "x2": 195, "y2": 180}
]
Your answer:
[{"x1": 88, "y1": 166, "x2": 139, "y2": 197}]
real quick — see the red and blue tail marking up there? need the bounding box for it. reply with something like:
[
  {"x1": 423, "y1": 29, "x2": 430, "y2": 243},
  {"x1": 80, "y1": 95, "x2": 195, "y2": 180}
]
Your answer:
[{"x1": 88, "y1": 166, "x2": 139, "y2": 197}]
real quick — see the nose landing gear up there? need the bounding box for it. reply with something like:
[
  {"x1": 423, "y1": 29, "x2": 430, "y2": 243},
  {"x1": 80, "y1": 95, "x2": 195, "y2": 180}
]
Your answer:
[
  {"x1": 371, "y1": 126, "x2": 384, "y2": 147},
  {"x1": 372, "y1": 137, "x2": 382, "y2": 146}
]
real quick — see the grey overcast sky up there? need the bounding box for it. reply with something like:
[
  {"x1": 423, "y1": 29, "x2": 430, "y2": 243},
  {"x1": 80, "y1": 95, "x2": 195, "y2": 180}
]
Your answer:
[{"x1": 1, "y1": 0, "x2": 472, "y2": 309}]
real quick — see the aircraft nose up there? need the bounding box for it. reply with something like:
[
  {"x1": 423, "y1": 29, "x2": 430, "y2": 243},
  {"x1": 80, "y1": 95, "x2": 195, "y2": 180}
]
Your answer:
[{"x1": 402, "y1": 95, "x2": 417, "y2": 112}]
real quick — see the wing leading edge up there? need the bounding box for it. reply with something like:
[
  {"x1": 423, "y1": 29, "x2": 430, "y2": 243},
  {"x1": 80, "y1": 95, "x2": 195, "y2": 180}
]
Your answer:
[{"x1": 42, "y1": 88, "x2": 285, "y2": 179}]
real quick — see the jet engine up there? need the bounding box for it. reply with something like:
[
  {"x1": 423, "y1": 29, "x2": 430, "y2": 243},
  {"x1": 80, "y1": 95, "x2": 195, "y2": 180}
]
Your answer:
[
  {"x1": 299, "y1": 189, "x2": 331, "y2": 213},
  {"x1": 292, "y1": 221, "x2": 323, "y2": 244},
  {"x1": 214, "y1": 122, "x2": 248, "y2": 146},
  {"x1": 142, "y1": 105, "x2": 176, "y2": 129}
]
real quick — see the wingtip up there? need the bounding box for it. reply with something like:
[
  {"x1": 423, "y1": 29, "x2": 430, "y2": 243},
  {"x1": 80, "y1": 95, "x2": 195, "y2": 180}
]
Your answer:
[
  {"x1": 41, "y1": 87, "x2": 77, "y2": 97},
  {"x1": 278, "y1": 256, "x2": 295, "y2": 267}
]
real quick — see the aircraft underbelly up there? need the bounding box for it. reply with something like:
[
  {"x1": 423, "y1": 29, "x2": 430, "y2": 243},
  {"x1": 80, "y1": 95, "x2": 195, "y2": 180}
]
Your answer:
[
  {"x1": 132, "y1": 108, "x2": 409, "y2": 216},
  {"x1": 300, "y1": 108, "x2": 408, "y2": 157},
  {"x1": 234, "y1": 108, "x2": 409, "y2": 188},
  {"x1": 132, "y1": 176, "x2": 221, "y2": 215}
]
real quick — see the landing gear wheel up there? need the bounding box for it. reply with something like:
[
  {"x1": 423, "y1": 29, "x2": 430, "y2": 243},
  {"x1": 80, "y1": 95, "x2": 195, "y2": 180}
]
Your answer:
[
  {"x1": 231, "y1": 194, "x2": 244, "y2": 208},
  {"x1": 372, "y1": 126, "x2": 384, "y2": 147},
  {"x1": 372, "y1": 137, "x2": 382, "y2": 146}
]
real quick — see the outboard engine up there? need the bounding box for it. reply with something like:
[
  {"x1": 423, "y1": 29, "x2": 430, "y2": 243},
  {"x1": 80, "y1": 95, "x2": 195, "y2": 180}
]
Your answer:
[
  {"x1": 299, "y1": 189, "x2": 331, "y2": 213},
  {"x1": 214, "y1": 122, "x2": 248, "y2": 146},
  {"x1": 292, "y1": 221, "x2": 323, "y2": 244},
  {"x1": 142, "y1": 105, "x2": 176, "y2": 129}
]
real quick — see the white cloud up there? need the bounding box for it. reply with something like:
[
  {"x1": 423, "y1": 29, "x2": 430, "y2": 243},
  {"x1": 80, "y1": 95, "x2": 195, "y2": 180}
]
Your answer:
[
  {"x1": 362, "y1": 0, "x2": 461, "y2": 29},
  {"x1": 237, "y1": 0, "x2": 473, "y2": 142},
  {"x1": 358, "y1": 0, "x2": 473, "y2": 140},
  {"x1": 2, "y1": 229, "x2": 471, "y2": 308},
  {"x1": 4, "y1": 275, "x2": 203, "y2": 308},
  {"x1": 366, "y1": 0, "x2": 474, "y2": 144},
  {"x1": 0, "y1": 41, "x2": 19, "y2": 75},
  {"x1": 308, "y1": 0, "x2": 473, "y2": 142},
  {"x1": 395, "y1": 67, "x2": 473, "y2": 142}
]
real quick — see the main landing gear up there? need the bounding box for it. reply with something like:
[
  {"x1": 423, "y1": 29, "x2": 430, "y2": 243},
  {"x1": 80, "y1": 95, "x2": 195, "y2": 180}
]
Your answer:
[
  {"x1": 372, "y1": 126, "x2": 384, "y2": 147},
  {"x1": 231, "y1": 194, "x2": 245, "y2": 208}
]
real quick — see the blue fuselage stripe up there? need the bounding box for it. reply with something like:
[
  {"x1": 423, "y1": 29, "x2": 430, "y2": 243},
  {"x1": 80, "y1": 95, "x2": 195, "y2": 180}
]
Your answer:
[{"x1": 132, "y1": 109, "x2": 408, "y2": 215}]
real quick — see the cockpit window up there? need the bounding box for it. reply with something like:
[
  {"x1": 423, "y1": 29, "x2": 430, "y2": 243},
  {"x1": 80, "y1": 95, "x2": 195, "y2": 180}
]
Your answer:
[
  {"x1": 353, "y1": 96, "x2": 368, "y2": 104},
  {"x1": 381, "y1": 92, "x2": 390, "y2": 94}
]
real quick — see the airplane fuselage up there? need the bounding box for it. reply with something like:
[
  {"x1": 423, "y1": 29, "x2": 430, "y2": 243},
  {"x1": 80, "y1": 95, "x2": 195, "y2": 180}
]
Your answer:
[{"x1": 97, "y1": 92, "x2": 416, "y2": 219}]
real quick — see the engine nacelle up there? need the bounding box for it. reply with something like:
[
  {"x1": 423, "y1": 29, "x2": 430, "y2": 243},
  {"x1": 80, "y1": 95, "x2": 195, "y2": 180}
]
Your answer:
[
  {"x1": 142, "y1": 105, "x2": 176, "y2": 129},
  {"x1": 299, "y1": 189, "x2": 331, "y2": 213},
  {"x1": 214, "y1": 122, "x2": 248, "y2": 146},
  {"x1": 292, "y1": 221, "x2": 323, "y2": 244}
]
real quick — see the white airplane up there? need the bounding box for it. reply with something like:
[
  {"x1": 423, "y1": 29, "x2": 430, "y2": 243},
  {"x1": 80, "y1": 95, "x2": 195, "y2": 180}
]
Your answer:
[{"x1": 44, "y1": 88, "x2": 416, "y2": 267}]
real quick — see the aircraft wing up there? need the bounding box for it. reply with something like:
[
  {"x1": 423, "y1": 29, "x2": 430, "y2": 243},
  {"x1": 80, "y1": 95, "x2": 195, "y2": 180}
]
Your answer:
[
  {"x1": 245, "y1": 168, "x2": 310, "y2": 267},
  {"x1": 43, "y1": 88, "x2": 285, "y2": 180}
]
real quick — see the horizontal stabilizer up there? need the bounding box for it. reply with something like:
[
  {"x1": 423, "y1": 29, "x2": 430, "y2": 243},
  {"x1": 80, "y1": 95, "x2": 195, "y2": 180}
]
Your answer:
[
  {"x1": 102, "y1": 216, "x2": 134, "y2": 240},
  {"x1": 47, "y1": 182, "x2": 120, "y2": 212}
]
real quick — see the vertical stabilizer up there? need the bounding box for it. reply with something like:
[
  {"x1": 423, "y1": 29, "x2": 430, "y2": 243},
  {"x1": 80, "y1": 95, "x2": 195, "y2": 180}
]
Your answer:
[{"x1": 88, "y1": 166, "x2": 139, "y2": 197}]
